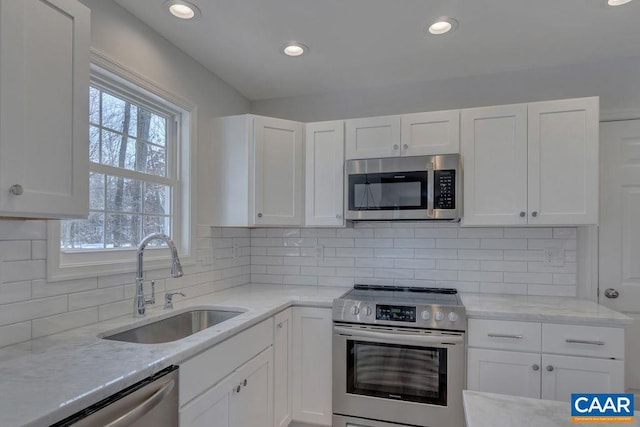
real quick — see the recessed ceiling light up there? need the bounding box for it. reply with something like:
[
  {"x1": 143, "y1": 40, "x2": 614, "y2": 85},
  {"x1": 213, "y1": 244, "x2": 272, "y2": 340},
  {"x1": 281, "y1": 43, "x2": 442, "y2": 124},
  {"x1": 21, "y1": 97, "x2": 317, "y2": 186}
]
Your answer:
[
  {"x1": 165, "y1": 0, "x2": 201, "y2": 20},
  {"x1": 608, "y1": 0, "x2": 632, "y2": 5},
  {"x1": 427, "y1": 17, "x2": 458, "y2": 35},
  {"x1": 282, "y1": 42, "x2": 309, "y2": 57}
]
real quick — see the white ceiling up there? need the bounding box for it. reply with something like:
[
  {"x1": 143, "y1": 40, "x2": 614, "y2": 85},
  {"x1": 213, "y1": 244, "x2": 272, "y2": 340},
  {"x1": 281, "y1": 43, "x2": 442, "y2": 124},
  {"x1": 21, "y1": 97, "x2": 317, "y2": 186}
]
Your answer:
[{"x1": 115, "y1": 0, "x2": 640, "y2": 101}]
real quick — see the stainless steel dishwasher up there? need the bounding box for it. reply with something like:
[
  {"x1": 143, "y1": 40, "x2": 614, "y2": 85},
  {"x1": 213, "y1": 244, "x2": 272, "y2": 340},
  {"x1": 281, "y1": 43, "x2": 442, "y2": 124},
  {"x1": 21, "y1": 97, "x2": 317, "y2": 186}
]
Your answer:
[{"x1": 51, "y1": 366, "x2": 179, "y2": 427}]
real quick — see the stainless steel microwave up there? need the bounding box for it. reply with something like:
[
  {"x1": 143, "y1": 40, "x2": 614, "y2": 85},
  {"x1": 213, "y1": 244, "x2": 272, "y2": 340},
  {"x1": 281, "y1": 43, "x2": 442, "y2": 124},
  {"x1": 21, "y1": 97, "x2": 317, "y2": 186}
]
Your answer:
[{"x1": 345, "y1": 154, "x2": 461, "y2": 221}]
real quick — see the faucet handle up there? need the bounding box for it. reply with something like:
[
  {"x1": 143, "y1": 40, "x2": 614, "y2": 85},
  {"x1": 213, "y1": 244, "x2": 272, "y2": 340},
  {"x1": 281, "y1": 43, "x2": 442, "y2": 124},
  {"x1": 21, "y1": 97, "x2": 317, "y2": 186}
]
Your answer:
[
  {"x1": 164, "y1": 291, "x2": 186, "y2": 309},
  {"x1": 144, "y1": 280, "x2": 156, "y2": 305}
]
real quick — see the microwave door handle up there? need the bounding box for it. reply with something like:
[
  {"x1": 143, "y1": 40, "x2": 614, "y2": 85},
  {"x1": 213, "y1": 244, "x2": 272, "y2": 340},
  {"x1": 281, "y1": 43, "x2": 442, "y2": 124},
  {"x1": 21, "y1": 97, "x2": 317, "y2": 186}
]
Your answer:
[
  {"x1": 334, "y1": 326, "x2": 463, "y2": 346},
  {"x1": 427, "y1": 168, "x2": 434, "y2": 218}
]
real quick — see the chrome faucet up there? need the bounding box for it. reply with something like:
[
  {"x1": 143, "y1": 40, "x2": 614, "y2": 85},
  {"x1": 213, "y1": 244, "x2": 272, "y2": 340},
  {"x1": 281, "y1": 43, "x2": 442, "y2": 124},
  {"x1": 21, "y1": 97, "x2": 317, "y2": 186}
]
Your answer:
[
  {"x1": 135, "y1": 233, "x2": 183, "y2": 318},
  {"x1": 164, "y1": 291, "x2": 186, "y2": 309}
]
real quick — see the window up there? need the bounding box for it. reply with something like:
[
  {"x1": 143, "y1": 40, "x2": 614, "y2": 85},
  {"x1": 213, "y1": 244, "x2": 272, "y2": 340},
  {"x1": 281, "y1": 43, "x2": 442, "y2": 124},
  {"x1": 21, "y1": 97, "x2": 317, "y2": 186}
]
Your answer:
[
  {"x1": 61, "y1": 84, "x2": 176, "y2": 249},
  {"x1": 47, "y1": 59, "x2": 195, "y2": 281}
]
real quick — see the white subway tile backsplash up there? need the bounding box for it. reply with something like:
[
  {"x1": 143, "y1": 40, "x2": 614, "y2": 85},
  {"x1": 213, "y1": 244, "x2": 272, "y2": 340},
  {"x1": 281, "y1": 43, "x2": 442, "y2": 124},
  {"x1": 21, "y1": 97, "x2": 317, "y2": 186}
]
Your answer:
[
  {"x1": 374, "y1": 248, "x2": 415, "y2": 258},
  {"x1": 394, "y1": 259, "x2": 436, "y2": 269},
  {"x1": 503, "y1": 272, "x2": 553, "y2": 284},
  {"x1": 0, "y1": 281, "x2": 31, "y2": 304},
  {"x1": 0, "y1": 241, "x2": 31, "y2": 261},
  {"x1": 32, "y1": 308, "x2": 98, "y2": 338},
  {"x1": 480, "y1": 239, "x2": 528, "y2": 250},
  {"x1": 68, "y1": 287, "x2": 125, "y2": 311},
  {"x1": 436, "y1": 239, "x2": 480, "y2": 249},
  {"x1": 0, "y1": 220, "x2": 578, "y2": 345},
  {"x1": 375, "y1": 228, "x2": 414, "y2": 238},
  {"x1": 0, "y1": 321, "x2": 31, "y2": 347},
  {"x1": 436, "y1": 259, "x2": 480, "y2": 271},
  {"x1": 481, "y1": 261, "x2": 528, "y2": 272},
  {"x1": 504, "y1": 228, "x2": 553, "y2": 239},
  {"x1": 394, "y1": 238, "x2": 435, "y2": 248}
]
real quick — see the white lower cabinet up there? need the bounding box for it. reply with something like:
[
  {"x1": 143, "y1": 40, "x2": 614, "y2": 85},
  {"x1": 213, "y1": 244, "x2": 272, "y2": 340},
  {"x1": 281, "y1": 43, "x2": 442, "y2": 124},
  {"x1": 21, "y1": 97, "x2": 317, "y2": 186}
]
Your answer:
[
  {"x1": 467, "y1": 319, "x2": 625, "y2": 402},
  {"x1": 292, "y1": 307, "x2": 333, "y2": 425},
  {"x1": 179, "y1": 319, "x2": 273, "y2": 427},
  {"x1": 180, "y1": 347, "x2": 273, "y2": 427},
  {"x1": 274, "y1": 309, "x2": 293, "y2": 427}
]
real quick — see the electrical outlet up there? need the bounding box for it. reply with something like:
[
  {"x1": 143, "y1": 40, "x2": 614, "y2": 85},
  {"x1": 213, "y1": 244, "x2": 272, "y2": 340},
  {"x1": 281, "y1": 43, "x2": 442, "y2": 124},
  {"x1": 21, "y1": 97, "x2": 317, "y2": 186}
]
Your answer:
[
  {"x1": 315, "y1": 244, "x2": 324, "y2": 260},
  {"x1": 233, "y1": 242, "x2": 241, "y2": 259},
  {"x1": 543, "y1": 247, "x2": 565, "y2": 267}
]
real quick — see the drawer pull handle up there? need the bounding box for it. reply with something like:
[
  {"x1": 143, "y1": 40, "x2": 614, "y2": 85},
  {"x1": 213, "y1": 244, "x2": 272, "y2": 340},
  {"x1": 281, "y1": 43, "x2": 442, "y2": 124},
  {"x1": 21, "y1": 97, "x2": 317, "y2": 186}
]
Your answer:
[
  {"x1": 565, "y1": 339, "x2": 605, "y2": 346},
  {"x1": 488, "y1": 333, "x2": 523, "y2": 339},
  {"x1": 532, "y1": 364, "x2": 540, "y2": 371}
]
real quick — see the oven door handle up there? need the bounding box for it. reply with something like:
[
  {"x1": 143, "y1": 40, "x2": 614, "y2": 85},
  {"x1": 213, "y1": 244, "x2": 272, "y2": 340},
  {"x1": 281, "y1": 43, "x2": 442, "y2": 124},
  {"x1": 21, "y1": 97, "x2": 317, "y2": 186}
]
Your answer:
[{"x1": 334, "y1": 326, "x2": 464, "y2": 346}]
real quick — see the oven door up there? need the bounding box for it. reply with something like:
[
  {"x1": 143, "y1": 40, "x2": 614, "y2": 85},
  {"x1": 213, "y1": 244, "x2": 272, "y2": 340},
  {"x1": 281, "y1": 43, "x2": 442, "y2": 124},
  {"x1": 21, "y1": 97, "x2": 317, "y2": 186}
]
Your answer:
[{"x1": 332, "y1": 324, "x2": 465, "y2": 427}]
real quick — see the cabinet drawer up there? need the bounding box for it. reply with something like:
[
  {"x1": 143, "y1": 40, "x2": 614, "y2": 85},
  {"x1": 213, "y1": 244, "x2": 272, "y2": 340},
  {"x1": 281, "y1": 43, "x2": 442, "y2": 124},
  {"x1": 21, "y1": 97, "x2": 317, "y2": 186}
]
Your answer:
[
  {"x1": 468, "y1": 319, "x2": 541, "y2": 352},
  {"x1": 542, "y1": 323, "x2": 624, "y2": 359},
  {"x1": 180, "y1": 318, "x2": 272, "y2": 406}
]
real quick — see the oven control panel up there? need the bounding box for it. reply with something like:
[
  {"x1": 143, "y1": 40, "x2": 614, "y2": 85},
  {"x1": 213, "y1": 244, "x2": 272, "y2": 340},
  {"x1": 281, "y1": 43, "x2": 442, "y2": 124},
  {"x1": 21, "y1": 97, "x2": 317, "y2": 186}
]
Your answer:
[{"x1": 376, "y1": 305, "x2": 416, "y2": 322}]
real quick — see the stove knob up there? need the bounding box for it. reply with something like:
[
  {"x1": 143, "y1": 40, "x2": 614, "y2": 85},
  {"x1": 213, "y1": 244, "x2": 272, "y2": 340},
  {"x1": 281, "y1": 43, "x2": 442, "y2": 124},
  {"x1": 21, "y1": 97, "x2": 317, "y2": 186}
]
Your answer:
[
  {"x1": 434, "y1": 311, "x2": 444, "y2": 322},
  {"x1": 351, "y1": 305, "x2": 360, "y2": 316},
  {"x1": 363, "y1": 306, "x2": 372, "y2": 316},
  {"x1": 448, "y1": 312, "x2": 459, "y2": 322},
  {"x1": 420, "y1": 310, "x2": 431, "y2": 320}
]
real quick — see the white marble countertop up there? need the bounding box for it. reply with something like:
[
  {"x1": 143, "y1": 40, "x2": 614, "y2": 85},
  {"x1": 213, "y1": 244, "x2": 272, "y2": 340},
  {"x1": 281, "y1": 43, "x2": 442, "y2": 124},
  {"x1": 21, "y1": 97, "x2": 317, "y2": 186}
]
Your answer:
[
  {"x1": 0, "y1": 284, "x2": 349, "y2": 427},
  {"x1": 460, "y1": 293, "x2": 632, "y2": 326},
  {"x1": 463, "y1": 390, "x2": 639, "y2": 427}
]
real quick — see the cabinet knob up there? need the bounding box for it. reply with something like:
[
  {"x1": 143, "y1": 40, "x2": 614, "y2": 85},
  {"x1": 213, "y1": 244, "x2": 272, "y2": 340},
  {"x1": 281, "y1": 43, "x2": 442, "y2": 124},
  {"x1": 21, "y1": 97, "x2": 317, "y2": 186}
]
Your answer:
[
  {"x1": 277, "y1": 322, "x2": 283, "y2": 329},
  {"x1": 336, "y1": 214, "x2": 342, "y2": 219},
  {"x1": 546, "y1": 365, "x2": 554, "y2": 372},
  {"x1": 257, "y1": 213, "x2": 263, "y2": 218},
  {"x1": 403, "y1": 144, "x2": 409, "y2": 150},
  {"x1": 235, "y1": 385, "x2": 241, "y2": 393},
  {"x1": 243, "y1": 379, "x2": 247, "y2": 387},
  {"x1": 532, "y1": 364, "x2": 540, "y2": 371},
  {"x1": 9, "y1": 184, "x2": 23, "y2": 196},
  {"x1": 393, "y1": 144, "x2": 399, "y2": 150},
  {"x1": 531, "y1": 211, "x2": 538, "y2": 218},
  {"x1": 519, "y1": 211, "x2": 526, "y2": 218},
  {"x1": 604, "y1": 288, "x2": 619, "y2": 299}
]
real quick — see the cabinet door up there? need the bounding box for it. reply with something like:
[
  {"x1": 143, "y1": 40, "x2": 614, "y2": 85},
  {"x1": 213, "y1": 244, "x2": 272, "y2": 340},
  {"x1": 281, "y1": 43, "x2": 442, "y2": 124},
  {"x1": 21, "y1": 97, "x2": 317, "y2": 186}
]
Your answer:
[
  {"x1": 467, "y1": 348, "x2": 541, "y2": 398},
  {"x1": 230, "y1": 348, "x2": 274, "y2": 427},
  {"x1": 292, "y1": 307, "x2": 332, "y2": 425},
  {"x1": 180, "y1": 370, "x2": 234, "y2": 427},
  {"x1": 400, "y1": 110, "x2": 460, "y2": 156},
  {"x1": 541, "y1": 354, "x2": 624, "y2": 402},
  {"x1": 305, "y1": 121, "x2": 345, "y2": 227},
  {"x1": 345, "y1": 115, "x2": 400, "y2": 159},
  {"x1": 461, "y1": 104, "x2": 528, "y2": 226},
  {"x1": 0, "y1": 0, "x2": 89, "y2": 218},
  {"x1": 254, "y1": 116, "x2": 304, "y2": 226},
  {"x1": 273, "y1": 309, "x2": 293, "y2": 427},
  {"x1": 527, "y1": 97, "x2": 599, "y2": 225}
]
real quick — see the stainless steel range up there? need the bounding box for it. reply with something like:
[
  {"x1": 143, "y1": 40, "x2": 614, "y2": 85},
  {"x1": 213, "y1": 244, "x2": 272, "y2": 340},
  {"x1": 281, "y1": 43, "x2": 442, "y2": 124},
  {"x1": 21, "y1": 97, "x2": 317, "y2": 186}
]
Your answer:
[{"x1": 332, "y1": 285, "x2": 467, "y2": 427}]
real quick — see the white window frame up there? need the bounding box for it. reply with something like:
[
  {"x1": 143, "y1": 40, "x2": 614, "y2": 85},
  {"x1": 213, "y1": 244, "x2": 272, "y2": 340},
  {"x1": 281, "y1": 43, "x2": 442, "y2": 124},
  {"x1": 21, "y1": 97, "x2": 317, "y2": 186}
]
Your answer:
[{"x1": 47, "y1": 52, "x2": 197, "y2": 282}]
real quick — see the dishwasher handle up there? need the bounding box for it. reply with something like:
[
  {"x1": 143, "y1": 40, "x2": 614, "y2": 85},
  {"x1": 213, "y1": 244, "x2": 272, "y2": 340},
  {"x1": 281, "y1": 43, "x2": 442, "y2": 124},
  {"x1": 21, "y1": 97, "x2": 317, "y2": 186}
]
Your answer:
[{"x1": 104, "y1": 379, "x2": 175, "y2": 427}]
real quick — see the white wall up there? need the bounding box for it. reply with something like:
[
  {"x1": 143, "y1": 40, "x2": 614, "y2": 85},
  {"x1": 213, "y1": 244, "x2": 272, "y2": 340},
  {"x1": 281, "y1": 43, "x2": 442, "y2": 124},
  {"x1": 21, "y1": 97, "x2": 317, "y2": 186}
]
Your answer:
[
  {"x1": 251, "y1": 55, "x2": 640, "y2": 122},
  {"x1": 80, "y1": 0, "x2": 250, "y2": 223},
  {"x1": 0, "y1": 0, "x2": 252, "y2": 347}
]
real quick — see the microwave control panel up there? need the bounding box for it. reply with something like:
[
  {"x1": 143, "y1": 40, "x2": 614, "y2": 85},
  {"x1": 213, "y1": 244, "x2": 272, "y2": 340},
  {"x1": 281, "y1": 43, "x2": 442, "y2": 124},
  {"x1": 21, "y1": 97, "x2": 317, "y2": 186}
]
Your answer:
[
  {"x1": 434, "y1": 170, "x2": 456, "y2": 210},
  {"x1": 376, "y1": 305, "x2": 416, "y2": 322}
]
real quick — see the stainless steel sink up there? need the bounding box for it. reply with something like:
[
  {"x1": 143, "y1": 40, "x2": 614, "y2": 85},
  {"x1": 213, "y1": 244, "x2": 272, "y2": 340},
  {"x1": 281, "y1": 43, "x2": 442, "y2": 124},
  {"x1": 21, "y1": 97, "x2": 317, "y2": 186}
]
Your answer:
[{"x1": 102, "y1": 309, "x2": 244, "y2": 344}]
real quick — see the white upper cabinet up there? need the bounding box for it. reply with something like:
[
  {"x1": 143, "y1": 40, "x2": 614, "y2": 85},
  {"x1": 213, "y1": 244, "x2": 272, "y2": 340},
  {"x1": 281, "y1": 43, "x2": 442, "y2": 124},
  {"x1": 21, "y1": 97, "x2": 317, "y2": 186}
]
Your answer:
[
  {"x1": 0, "y1": 0, "x2": 89, "y2": 218},
  {"x1": 527, "y1": 97, "x2": 599, "y2": 225},
  {"x1": 345, "y1": 112, "x2": 460, "y2": 160},
  {"x1": 211, "y1": 115, "x2": 304, "y2": 227},
  {"x1": 462, "y1": 97, "x2": 599, "y2": 226},
  {"x1": 400, "y1": 110, "x2": 460, "y2": 156},
  {"x1": 305, "y1": 121, "x2": 345, "y2": 227},
  {"x1": 345, "y1": 115, "x2": 401, "y2": 159},
  {"x1": 461, "y1": 104, "x2": 528, "y2": 226}
]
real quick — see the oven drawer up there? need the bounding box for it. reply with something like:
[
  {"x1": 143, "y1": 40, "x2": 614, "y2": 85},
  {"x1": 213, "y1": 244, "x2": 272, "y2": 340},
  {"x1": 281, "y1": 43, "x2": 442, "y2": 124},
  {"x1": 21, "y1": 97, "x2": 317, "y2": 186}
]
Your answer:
[
  {"x1": 468, "y1": 319, "x2": 541, "y2": 352},
  {"x1": 541, "y1": 323, "x2": 624, "y2": 359}
]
